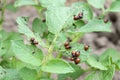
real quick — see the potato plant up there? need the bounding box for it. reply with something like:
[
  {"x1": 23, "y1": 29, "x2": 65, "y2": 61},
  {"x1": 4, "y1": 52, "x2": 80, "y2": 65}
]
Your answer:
[{"x1": 0, "y1": 0, "x2": 120, "y2": 80}]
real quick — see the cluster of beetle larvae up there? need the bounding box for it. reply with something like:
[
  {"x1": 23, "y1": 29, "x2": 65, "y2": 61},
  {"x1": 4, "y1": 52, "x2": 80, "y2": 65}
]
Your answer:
[
  {"x1": 64, "y1": 38, "x2": 89, "y2": 65},
  {"x1": 30, "y1": 37, "x2": 39, "y2": 45},
  {"x1": 73, "y1": 11, "x2": 108, "y2": 23},
  {"x1": 64, "y1": 12, "x2": 89, "y2": 64}
]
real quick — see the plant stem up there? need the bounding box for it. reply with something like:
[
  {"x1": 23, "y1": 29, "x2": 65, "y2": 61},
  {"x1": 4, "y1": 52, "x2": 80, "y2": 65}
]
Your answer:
[
  {"x1": 47, "y1": 34, "x2": 58, "y2": 59},
  {"x1": 42, "y1": 34, "x2": 58, "y2": 64},
  {"x1": 100, "y1": 7, "x2": 108, "y2": 18},
  {"x1": 0, "y1": 0, "x2": 6, "y2": 30},
  {"x1": 41, "y1": 34, "x2": 58, "y2": 78}
]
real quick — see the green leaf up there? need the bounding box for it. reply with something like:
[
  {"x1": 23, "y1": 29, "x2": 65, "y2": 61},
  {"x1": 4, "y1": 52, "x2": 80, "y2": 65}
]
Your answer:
[
  {"x1": 108, "y1": 0, "x2": 120, "y2": 12},
  {"x1": 12, "y1": 40, "x2": 42, "y2": 66},
  {"x1": 85, "y1": 65, "x2": 115, "y2": 80},
  {"x1": 0, "y1": 66, "x2": 6, "y2": 79},
  {"x1": 0, "y1": 30, "x2": 22, "y2": 58},
  {"x1": 40, "y1": 78, "x2": 53, "y2": 80},
  {"x1": 0, "y1": 30, "x2": 8, "y2": 41},
  {"x1": 100, "y1": 56, "x2": 112, "y2": 67},
  {"x1": 19, "y1": 67, "x2": 37, "y2": 80},
  {"x1": 56, "y1": 32, "x2": 67, "y2": 46},
  {"x1": 32, "y1": 18, "x2": 47, "y2": 34},
  {"x1": 71, "y1": 2, "x2": 93, "y2": 21},
  {"x1": 73, "y1": 20, "x2": 85, "y2": 28},
  {"x1": 16, "y1": 17, "x2": 34, "y2": 38},
  {"x1": 58, "y1": 63, "x2": 84, "y2": 80},
  {"x1": 0, "y1": 40, "x2": 12, "y2": 57},
  {"x1": 3, "y1": 69, "x2": 22, "y2": 80},
  {"x1": 13, "y1": 59, "x2": 40, "y2": 70},
  {"x1": 47, "y1": 33, "x2": 55, "y2": 42},
  {"x1": 87, "y1": 0, "x2": 105, "y2": 8},
  {"x1": 87, "y1": 55, "x2": 107, "y2": 70},
  {"x1": 16, "y1": 17, "x2": 45, "y2": 47},
  {"x1": 46, "y1": 7, "x2": 70, "y2": 34},
  {"x1": 41, "y1": 59, "x2": 74, "y2": 74},
  {"x1": 79, "y1": 19, "x2": 111, "y2": 32},
  {"x1": 14, "y1": 0, "x2": 37, "y2": 7},
  {"x1": 99, "y1": 48, "x2": 120, "y2": 63},
  {"x1": 99, "y1": 48, "x2": 120, "y2": 69},
  {"x1": 5, "y1": 4, "x2": 18, "y2": 12},
  {"x1": 115, "y1": 60, "x2": 120, "y2": 70},
  {"x1": 46, "y1": 2, "x2": 93, "y2": 34},
  {"x1": 69, "y1": 19, "x2": 111, "y2": 33},
  {"x1": 28, "y1": 45, "x2": 44, "y2": 61},
  {"x1": 39, "y1": 0, "x2": 66, "y2": 8},
  {"x1": 14, "y1": 46, "x2": 44, "y2": 69},
  {"x1": 112, "y1": 0, "x2": 117, "y2": 2},
  {"x1": 68, "y1": 20, "x2": 85, "y2": 34}
]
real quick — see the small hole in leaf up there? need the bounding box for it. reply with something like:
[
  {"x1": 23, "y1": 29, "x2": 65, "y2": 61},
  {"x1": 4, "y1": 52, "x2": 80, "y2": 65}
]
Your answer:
[
  {"x1": 32, "y1": 51, "x2": 35, "y2": 54},
  {"x1": 1, "y1": 47, "x2": 4, "y2": 49}
]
